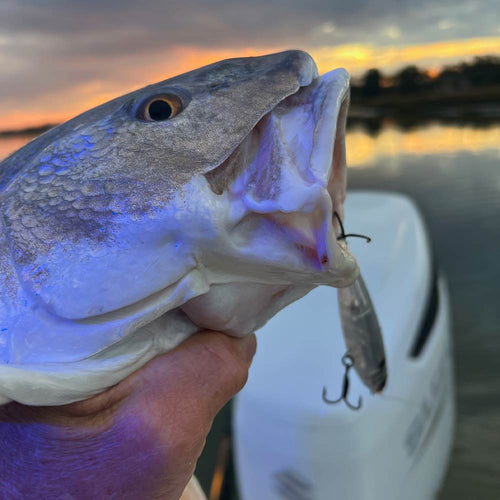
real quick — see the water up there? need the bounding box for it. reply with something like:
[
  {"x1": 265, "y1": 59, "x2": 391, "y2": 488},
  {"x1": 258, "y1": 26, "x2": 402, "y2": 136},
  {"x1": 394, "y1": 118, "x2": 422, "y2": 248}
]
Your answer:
[
  {"x1": 1, "y1": 123, "x2": 500, "y2": 498},
  {"x1": 346, "y1": 122, "x2": 500, "y2": 499}
]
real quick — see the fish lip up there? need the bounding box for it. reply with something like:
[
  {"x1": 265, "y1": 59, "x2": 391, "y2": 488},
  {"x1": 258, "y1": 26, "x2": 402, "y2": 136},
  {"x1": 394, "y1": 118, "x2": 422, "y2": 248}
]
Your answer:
[
  {"x1": 273, "y1": 70, "x2": 357, "y2": 284},
  {"x1": 319, "y1": 70, "x2": 350, "y2": 234},
  {"x1": 314, "y1": 70, "x2": 358, "y2": 283},
  {"x1": 328, "y1": 93, "x2": 350, "y2": 225}
]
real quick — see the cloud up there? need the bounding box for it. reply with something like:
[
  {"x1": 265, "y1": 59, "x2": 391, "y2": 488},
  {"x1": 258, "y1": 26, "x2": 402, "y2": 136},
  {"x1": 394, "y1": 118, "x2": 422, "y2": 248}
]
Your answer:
[
  {"x1": 1, "y1": 0, "x2": 498, "y2": 49},
  {"x1": 382, "y1": 26, "x2": 402, "y2": 40},
  {"x1": 311, "y1": 37, "x2": 500, "y2": 75},
  {"x1": 0, "y1": 0, "x2": 498, "y2": 128}
]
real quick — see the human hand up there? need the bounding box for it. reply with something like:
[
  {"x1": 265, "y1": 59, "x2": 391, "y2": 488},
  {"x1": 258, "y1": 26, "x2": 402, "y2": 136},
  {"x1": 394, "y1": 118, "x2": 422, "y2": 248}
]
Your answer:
[{"x1": 0, "y1": 330, "x2": 256, "y2": 499}]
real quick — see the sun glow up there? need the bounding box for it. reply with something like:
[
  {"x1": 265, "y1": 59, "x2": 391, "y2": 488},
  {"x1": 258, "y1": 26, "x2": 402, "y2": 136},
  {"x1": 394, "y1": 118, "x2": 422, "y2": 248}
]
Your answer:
[
  {"x1": 0, "y1": 37, "x2": 499, "y2": 131},
  {"x1": 310, "y1": 37, "x2": 500, "y2": 76}
]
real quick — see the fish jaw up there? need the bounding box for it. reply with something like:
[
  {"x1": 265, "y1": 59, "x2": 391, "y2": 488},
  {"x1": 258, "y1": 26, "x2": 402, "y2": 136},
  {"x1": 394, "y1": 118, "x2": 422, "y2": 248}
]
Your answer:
[
  {"x1": 204, "y1": 68, "x2": 359, "y2": 288},
  {"x1": 180, "y1": 68, "x2": 359, "y2": 336}
]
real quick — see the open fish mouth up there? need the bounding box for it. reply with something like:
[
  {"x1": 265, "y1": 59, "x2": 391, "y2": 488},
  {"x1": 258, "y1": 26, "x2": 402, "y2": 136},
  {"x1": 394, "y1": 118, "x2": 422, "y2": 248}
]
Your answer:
[
  {"x1": 273, "y1": 93, "x2": 351, "y2": 268},
  {"x1": 180, "y1": 70, "x2": 357, "y2": 336},
  {"x1": 226, "y1": 67, "x2": 358, "y2": 288}
]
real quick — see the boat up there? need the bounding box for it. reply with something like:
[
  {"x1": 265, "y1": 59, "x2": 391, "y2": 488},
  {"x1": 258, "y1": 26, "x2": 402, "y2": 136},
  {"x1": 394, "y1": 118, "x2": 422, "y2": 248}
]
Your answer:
[{"x1": 233, "y1": 191, "x2": 455, "y2": 500}]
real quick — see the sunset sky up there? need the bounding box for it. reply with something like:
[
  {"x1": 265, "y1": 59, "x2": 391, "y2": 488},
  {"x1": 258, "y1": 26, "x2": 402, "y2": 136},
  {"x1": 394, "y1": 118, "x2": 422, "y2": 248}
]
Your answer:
[{"x1": 1, "y1": 0, "x2": 499, "y2": 130}]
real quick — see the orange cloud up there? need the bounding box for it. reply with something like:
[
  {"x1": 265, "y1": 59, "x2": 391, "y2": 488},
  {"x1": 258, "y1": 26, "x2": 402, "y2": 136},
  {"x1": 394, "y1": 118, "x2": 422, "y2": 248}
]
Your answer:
[
  {"x1": 310, "y1": 37, "x2": 500, "y2": 75},
  {"x1": 1, "y1": 37, "x2": 499, "y2": 131},
  {"x1": 0, "y1": 46, "x2": 282, "y2": 131}
]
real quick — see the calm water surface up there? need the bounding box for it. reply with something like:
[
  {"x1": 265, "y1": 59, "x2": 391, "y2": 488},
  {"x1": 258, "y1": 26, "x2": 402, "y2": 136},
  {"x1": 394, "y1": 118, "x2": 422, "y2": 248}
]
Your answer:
[
  {"x1": 346, "y1": 123, "x2": 500, "y2": 500},
  {"x1": 1, "y1": 123, "x2": 499, "y2": 498}
]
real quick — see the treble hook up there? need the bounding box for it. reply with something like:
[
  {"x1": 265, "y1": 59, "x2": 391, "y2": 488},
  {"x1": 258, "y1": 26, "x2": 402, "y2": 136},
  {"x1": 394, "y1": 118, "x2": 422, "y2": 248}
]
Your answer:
[{"x1": 322, "y1": 354, "x2": 362, "y2": 411}]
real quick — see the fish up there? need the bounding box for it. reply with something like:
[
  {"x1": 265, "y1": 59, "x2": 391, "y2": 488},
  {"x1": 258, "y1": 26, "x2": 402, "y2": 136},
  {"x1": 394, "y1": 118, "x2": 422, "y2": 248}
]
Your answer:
[{"x1": 0, "y1": 50, "x2": 385, "y2": 406}]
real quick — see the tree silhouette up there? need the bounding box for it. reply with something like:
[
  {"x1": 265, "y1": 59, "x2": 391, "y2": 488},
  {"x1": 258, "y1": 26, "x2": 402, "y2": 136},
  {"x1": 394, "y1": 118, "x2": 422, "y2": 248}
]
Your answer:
[
  {"x1": 460, "y1": 56, "x2": 500, "y2": 86},
  {"x1": 396, "y1": 66, "x2": 423, "y2": 94},
  {"x1": 362, "y1": 69, "x2": 382, "y2": 97}
]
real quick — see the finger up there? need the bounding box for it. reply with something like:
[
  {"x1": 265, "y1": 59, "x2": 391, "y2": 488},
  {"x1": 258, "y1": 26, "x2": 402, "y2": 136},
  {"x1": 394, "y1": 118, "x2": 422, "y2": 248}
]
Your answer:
[{"x1": 136, "y1": 330, "x2": 257, "y2": 420}]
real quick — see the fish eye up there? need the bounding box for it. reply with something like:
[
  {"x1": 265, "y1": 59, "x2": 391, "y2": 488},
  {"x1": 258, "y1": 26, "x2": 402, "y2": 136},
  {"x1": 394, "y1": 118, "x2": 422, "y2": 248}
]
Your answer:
[{"x1": 137, "y1": 94, "x2": 183, "y2": 121}]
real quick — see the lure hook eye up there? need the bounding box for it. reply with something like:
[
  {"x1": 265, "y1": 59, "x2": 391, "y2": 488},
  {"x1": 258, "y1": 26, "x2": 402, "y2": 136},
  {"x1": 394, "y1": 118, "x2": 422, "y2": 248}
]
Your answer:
[
  {"x1": 341, "y1": 353, "x2": 354, "y2": 368},
  {"x1": 322, "y1": 352, "x2": 362, "y2": 411}
]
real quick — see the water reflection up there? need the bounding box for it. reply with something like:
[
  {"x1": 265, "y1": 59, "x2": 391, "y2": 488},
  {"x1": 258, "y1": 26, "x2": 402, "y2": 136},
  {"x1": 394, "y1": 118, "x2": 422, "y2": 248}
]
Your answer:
[
  {"x1": 1, "y1": 123, "x2": 499, "y2": 166},
  {"x1": 343, "y1": 124, "x2": 500, "y2": 500},
  {"x1": 347, "y1": 123, "x2": 500, "y2": 167}
]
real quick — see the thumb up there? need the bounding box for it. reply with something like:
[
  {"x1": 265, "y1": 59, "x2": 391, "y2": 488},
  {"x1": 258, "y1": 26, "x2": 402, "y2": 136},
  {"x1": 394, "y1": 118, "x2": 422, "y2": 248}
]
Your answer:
[{"x1": 121, "y1": 331, "x2": 256, "y2": 500}]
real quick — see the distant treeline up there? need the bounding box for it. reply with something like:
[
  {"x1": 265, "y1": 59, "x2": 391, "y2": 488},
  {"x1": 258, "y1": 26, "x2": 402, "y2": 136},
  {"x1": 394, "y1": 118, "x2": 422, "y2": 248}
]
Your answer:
[
  {"x1": 1, "y1": 56, "x2": 499, "y2": 138},
  {"x1": 348, "y1": 55, "x2": 500, "y2": 130},
  {"x1": 0, "y1": 124, "x2": 55, "y2": 137},
  {"x1": 351, "y1": 55, "x2": 500, "y2": 99}
]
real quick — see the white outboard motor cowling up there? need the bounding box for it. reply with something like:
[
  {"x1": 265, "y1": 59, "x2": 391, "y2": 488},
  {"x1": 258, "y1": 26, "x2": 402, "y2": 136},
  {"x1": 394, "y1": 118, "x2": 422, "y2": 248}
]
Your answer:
[{"x1": 233, "y1": 191, "x2": 455, "y2": 500}]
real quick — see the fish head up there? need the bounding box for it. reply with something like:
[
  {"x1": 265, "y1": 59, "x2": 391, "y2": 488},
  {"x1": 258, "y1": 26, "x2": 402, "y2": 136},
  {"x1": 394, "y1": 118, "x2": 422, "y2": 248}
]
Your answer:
[{"x1": 1, "y1": 50, "x2": 358, "y2": 340}]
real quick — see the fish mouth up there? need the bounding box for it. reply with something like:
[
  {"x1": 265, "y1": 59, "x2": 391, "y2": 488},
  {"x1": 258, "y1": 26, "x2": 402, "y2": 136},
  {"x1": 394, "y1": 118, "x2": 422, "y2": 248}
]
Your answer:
[
  {"x1": 202, "y1": 65, "x2": 356, "y2": 287},
  {"x1": 264, "y1": 69, "x2": 358, "y2": 287}
]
